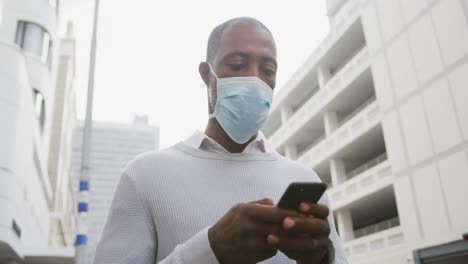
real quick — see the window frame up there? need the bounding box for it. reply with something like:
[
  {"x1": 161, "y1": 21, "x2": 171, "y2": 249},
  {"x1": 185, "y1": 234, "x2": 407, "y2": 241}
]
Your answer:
[
  {"x1": 32, "y1": 88, "x2": 46, "y2": 133},
  {"x1": 15, "y1": 20, "x2": 53, "y2": 68}
]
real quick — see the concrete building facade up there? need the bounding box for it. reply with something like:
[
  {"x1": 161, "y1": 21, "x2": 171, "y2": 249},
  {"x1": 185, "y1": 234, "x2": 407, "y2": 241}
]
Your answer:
[
  {"x1": 71, "y1": 117, "x2": 159, "y2": 264},
  {"x1": 263, "y1": 0, "x2": 468, "y2": 263},
  {"x1": 0, "y1": 0, "x2": 59, "y2": 262},
  {"x1": 0, "y1": 0, "x2": 79, "y2": 263}
]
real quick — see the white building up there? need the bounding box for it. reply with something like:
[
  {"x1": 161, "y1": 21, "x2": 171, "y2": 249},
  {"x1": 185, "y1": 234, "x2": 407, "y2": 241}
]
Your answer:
[
  {"x1": 263, "y1": 0, "x2": 468, "y2": 263},
  {"x1": 71, "y1": 117, "x2": 159, "y2": 264},
  {"x1": 47, "y1": 21, "x2": 77, "y2": 249},
  {"x1": 0, "y1": 0, "x2": 68, "y2": 263}
]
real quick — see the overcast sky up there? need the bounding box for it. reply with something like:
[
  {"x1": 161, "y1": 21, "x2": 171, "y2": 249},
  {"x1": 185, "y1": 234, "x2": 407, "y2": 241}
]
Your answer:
[{"x1": 60, "y1": 0, "x2": 330, "y2": 148}]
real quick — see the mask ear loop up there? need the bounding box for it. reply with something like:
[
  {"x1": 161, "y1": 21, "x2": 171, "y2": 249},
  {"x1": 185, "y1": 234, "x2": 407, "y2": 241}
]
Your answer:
[
  {"x1": 207, "y1": 63, "x2": 219, "y2": 119},
  {"x1": 207, "y1": 63, "x2": 219, "y2": 79}
]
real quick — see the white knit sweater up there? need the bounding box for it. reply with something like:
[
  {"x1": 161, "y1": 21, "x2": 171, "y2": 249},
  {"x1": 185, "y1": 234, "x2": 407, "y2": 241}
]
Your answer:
[{"x1": 94, "y1": 134, "x2": 347, "y2": 264}]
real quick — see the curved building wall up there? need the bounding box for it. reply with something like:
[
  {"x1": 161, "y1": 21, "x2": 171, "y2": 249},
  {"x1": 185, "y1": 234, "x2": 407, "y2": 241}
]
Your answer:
[{"x1": 0, "y1": 0, "x2": 58, "y2": 261}]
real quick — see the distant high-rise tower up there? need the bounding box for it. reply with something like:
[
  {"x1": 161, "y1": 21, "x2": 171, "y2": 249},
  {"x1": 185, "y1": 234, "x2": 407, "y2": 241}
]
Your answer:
[
  {"x1": 264, "y1": 0, "x2": 468, "y2": 263},
  {"x1": 71, "y1": 118, "x2": 159, "y2": 264}
]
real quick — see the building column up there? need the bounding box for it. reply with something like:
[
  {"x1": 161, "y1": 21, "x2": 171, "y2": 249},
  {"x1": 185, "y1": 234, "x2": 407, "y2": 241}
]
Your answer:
[
  {"x1": 317, "y1": 65, "x2": 332, "y2": 89},
  {"x1": 280, "y1": 106, "x2": 293, "y2": 124},
  {"x1": 336, "y1": 209, "x2": 354, "y2": 242},
  {"x1": 323, "y1": 111, "x2": 339, "y2": 136},
  {"x1": 284, "y1": 144, "x2": 298, "y2": 160},
  {"x1": 330, "y1": 158, "x2": 346, "y2": 186}
]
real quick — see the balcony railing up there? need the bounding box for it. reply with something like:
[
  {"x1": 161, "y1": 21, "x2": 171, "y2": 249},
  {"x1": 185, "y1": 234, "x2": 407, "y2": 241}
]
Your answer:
[
  {"x1": 270, "y1": 0, "x2": 363, "y2": 112},
  {"x1": 328, "y1": 160, "x2": 392, "y2": 209},
  {"x1": 269, "y1": 47, "x2": 370, "y2": 150},
  {"x1": 291, "y1": 86, "x2": 319, "y2": 115},
  {"x1": 343, "y1": 226, "x2": 405, "y2": 258},
  {"x1": 354, "y1": 217, "x2": 400, "y2": 239},
  {"x1": 295, "y1": 134, "x2": 326, "y2": 159},
  {"x1": 297, "y1": 99, "x2": 381, "y2": 170},
  {"x1": 328, "y1": 0, "x2": 362, "y2": 36},
  {"x1": 329, "y1": 42, "x2": 367, "y2": 82},
  {"x1": 337, "y1": 95, "x2": 376, "y2": 128},
  {"x1": 346, "y1": 152, "x2": 387, "y2": 178}
]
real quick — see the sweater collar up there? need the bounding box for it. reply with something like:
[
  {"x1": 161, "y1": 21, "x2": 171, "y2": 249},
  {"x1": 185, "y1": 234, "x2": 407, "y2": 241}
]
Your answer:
[{"x1": 184, "y1": 130, "x2": 273, "y2": 154}]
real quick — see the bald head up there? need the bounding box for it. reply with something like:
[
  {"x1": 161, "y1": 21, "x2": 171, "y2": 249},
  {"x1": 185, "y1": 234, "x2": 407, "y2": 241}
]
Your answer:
[{"x1": 206, "y1": 17, "x2": 274, "y2": 64}]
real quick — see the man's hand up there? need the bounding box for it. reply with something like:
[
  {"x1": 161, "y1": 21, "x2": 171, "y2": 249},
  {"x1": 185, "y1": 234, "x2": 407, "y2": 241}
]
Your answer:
[
  {"x1": 267, "y1": 202, "x2": 331, "y2": 264},
  {"x1": 208, "y1": 198, "x2": 298, "y2": 264}
]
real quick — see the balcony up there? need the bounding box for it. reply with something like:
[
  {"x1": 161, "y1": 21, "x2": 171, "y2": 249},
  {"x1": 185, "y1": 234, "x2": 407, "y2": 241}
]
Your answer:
[
  {"x1": 297, "y1": 98, "x2": 381, "y2": 169},
  {"x1": 346, "y1": 152, "x2": 387, "y2": 179},
  {"x1": 270, "y1": 47, "x2": 370, "y2": 150},
  {"x1": 337, "y1": 189, "x2": 406, "y2": 259},
  {"x1": 343, "y1": 226, "x2": 406, "y2": 259},
  {"x1": 295, "y1": 134, "x2": 326, "y2": 159},
  {"x1": 264, "y1": 77, "x2": 319, "y2": 138},
  {"x1": 271, "y1": 0, "x2": 364, "y2": 110},
  {"x1": 329, "y1": 159, "x2": 392, "y2": 209},
  {"x1": 320, "y1": 22, "x2": 366, "y2": 85},
  {"x1": 291, "y1": 84, "x2": 319, "y2": 115},
  {"x1": 354, "y1": 217, "x2": 400, "y2": 239},
  {"x1": 336, "y1": 95, "x2": 376, "y2": 129}
]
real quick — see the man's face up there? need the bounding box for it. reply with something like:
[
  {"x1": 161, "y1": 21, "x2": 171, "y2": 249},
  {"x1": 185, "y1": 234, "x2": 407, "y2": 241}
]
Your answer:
[
  {"x1": 211, "y1": 23, "x2": 277, "y2": 87},
  {"x1": 203, "y1": 21, "x2": 278, "y2": 109}
]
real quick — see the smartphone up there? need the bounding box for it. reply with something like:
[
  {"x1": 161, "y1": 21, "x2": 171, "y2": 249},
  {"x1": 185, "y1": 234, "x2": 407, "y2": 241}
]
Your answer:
[{"x1": 277, "y1": 182, "x2": 327, "y2": 210}]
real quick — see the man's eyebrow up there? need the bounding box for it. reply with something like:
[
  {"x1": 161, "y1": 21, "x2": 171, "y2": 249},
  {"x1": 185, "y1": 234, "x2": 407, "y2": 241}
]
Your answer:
[
  {"x1": 220, "y1": 51, "x2": 277, "y2": 69},
  {"x1": 220, "y1": 51, "x2": 250, "y2": 62}
]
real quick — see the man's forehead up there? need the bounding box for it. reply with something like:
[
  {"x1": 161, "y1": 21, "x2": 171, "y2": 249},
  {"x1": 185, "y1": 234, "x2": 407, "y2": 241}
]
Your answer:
[{"x1": 214, "y1": 21, "x2": 277, "y2": 63}]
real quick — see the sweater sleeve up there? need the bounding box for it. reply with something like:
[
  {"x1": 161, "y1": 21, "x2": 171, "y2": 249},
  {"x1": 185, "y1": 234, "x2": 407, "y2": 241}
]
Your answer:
[
  {"x1": 93, "y1": 172, "x2": 157, "y2": 263},
  {"x1": 93, "y1": 172, "x2": 220, "y2": 264}
]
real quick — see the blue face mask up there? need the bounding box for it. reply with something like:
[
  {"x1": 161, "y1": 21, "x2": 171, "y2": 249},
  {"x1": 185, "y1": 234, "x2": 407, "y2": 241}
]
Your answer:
[{"x1": 208, "y1": 64, "x2": 273, "y2": 144}]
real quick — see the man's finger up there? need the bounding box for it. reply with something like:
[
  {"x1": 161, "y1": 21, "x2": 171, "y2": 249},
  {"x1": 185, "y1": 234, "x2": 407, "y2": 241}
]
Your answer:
[
  {"x1": 252, "y1": 221, "x2": 283, "y2": 235},
  {"x1": 282, "y1": 216, "x2": 330, "y2": 236},
  {"x1": 250, "y1": 198, "x2": 274, "y2": 206},
  {"x1": 245, "y1": 203, "x2": 297, "y2": 223},
  {"x1": 267, "y1": 234, "x2": 329, "y2": 253},
  {"x1": 298, "y1": 203, "x2": 329, "y2": 219}
]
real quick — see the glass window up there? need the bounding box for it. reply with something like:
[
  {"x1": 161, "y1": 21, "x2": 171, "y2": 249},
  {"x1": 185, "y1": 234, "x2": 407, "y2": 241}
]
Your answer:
[
  {"x1": 15, "y1": 21, "x2": 52, "y2": 67},
  {"x1": 33, "y1": 89, "x2": 46, "y2": 132}
]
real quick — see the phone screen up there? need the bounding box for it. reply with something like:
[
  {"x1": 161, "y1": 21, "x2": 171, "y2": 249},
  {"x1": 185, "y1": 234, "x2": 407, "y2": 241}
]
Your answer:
[{"x1": 277, "y1": 182, "x2": 327, "y2": 210}]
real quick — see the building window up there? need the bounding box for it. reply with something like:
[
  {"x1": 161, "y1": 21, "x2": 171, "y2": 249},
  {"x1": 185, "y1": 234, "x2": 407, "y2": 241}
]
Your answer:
[
  {"x1": 15, "y1": 21, "x2": 52, "y2": 68},
  {"x1": 33, "y1": 89, "x2": 46, "y2": 132}
]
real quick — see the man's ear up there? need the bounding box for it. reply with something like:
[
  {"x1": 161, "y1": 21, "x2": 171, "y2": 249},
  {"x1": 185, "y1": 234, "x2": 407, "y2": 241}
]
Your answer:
[{"x1": 199, "y1": 62, "x2": 210, "y2": 86}]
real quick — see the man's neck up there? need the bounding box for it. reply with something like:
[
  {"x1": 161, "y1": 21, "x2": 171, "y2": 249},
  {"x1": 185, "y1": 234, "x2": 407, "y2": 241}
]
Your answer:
[{"x1": 204, "y1": 119, "x2": 257, "y2": 154}]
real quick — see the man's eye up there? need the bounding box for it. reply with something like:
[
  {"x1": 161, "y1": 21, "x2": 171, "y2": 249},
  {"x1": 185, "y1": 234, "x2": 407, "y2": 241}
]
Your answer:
[
  {"x1": 263, "y1": 68, "x2": 276, "y2": 77},
  {"x1": 228, "y1": 64, "x2": 245, "y2": 71}
]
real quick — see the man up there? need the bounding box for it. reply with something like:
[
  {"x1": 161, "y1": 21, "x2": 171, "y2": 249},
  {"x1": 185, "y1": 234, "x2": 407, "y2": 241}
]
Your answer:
[{"x1": 94, "y1": 17, "x2": 347, "y2": 263}]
